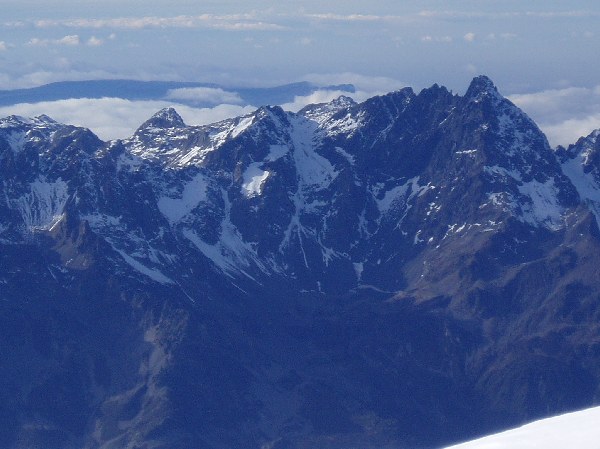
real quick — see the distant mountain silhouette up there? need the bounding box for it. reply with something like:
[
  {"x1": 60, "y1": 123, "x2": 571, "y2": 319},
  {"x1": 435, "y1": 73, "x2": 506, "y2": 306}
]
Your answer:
[{"x1": 0, "y1": 79, "x2": 355, "y2": 108}]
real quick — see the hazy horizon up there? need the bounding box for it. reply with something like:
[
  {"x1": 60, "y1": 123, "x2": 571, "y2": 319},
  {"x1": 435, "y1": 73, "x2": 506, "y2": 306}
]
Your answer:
[{"x1": 1, "y1": 1, "x2": 599, "y2": 146}]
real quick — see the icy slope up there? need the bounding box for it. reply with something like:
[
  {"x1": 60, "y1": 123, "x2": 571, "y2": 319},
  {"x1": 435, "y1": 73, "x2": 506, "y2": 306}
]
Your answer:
[{"x1": 445, "y1": 406, "x2": 600, "y2": 449}]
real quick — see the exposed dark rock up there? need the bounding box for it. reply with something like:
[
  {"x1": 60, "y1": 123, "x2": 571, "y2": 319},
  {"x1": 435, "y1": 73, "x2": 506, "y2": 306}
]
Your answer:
[{"x1": 1, "y1": 76, "x2": 600, "y2": 448}]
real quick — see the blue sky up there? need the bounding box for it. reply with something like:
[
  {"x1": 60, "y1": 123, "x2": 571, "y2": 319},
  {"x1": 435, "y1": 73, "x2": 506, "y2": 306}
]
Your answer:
[{"x1": 1, "y1": 1, "x2": 600, "y2": 145}]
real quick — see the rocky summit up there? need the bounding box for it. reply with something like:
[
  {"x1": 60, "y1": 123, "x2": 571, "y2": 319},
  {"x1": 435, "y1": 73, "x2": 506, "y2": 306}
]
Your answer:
[{"x1": 1, "y1": 76, "x2": 600, "y2": 449}]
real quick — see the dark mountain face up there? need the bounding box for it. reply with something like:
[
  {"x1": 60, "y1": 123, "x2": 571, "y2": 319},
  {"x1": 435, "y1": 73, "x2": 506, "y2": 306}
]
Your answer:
[{"x1": 1, "y1": 76, "x2": 600, "y2": 449}]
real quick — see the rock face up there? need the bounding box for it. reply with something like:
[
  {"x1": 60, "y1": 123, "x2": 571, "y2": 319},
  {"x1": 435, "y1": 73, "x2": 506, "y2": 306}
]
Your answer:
[{"x1": 1, "y1": 76, "x2": 600, "y2": 449}]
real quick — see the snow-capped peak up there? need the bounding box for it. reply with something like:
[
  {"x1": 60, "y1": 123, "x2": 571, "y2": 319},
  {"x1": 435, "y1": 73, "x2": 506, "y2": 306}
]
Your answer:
[
  {"x1": 136, "y1": 107, "x2": 186, "y2": 133},
  {"x1": 3, "y1": 77, "x2": 600, "y2": 449},
  {"x1": 465, "y1": 75, "x2": 503, "y2": 103},
  {"x1": 0, "y1": 113, "x2": 62, "y2": 128},
  {"x1": 34, "y1": 114, "x2": 58, "y2": 124},
  {"x1": 329, "y1": 95, "x2": 357, "y2": 108}
]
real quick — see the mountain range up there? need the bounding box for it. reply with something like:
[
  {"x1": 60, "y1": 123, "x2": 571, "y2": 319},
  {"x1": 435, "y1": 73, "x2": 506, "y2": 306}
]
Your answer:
[{"x1": 1, "y1": 75, "x2": 600, "y2": 449}]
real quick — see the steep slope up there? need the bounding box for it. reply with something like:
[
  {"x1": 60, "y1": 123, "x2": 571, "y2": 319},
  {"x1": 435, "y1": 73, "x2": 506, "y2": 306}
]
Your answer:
[
  {"x1": 445, "y1": 406, "x2": 600, "y2": 449},
  {"x1": 1, "y1": 76, "x2": 600, "y2": 449},
  {"x1": 557, "y1": 129, "x2": 600, "y2": 219}
]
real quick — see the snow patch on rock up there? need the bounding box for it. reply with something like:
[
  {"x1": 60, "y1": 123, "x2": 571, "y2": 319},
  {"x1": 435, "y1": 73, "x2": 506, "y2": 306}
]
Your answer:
[
  {"x1": 113, "y1": 248, "x2": 174, "y2": 284},
  {"x1": 561, "y1": 153, "x2": 600, "y2": 223},
  {"x1": 15, "y1": 178, "x2": 69, "y2": 231},
  {"x1": 241, "y1": 164, "x2": 270, "y2": 198},
  {"x1": 517, "y1": 178, "x2": 564, "y2": 229},
  {"x1": 375, "y1": 177, "x2": 421, "y2": 214},
  {"x1": 289, "y1": 115, "x2": 338, "y2": 189},
  {"x1": 158, "y1": 173, "x2": 208, "y2": 223}
]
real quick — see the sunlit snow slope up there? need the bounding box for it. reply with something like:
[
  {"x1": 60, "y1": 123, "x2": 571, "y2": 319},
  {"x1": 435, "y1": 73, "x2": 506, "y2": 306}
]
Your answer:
[{"x1": 445, "y1": 406, "x2": 600, "y2": 449}]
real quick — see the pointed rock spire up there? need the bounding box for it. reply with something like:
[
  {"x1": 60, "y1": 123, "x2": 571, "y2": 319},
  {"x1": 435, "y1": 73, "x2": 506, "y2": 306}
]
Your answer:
[
  {"x1": 137, "y1": 107, "x2": 186, "y2": 133},
  {"x1": 465, "y1": 75, "x2": 501, "y2": 102},
  {"x1": 330, "y1": 95, "x2": 357, "y2": 108}
]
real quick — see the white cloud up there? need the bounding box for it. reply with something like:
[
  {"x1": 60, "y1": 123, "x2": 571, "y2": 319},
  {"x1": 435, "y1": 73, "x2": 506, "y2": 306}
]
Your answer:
[
  {"x1": 509, "y1": 86, "x2": 600, "y2": 146},
  {"x1": 0, "y1": 41, "x2": 7, "y2": 51},
  {"x1": 294, "y1": 74, "x2": 410, "y2": 111},
  {"x1": 0, "y1": 63, "x2": 194, "y2": 90},
  {"x1": 218, "y1": 22, "x2": 284, "y2": 31},
  {"x1": 0, "y1": 69, "x2": 114, "y2": 89},
  {"x1": 302, "y1": 72, "x2": 405, "y2": 96},
  {"x1": 524, "y1": 10, "x2": 600, "y2": 18},
  {"x1": 2, "y1": 20, "x2": 25, "y2": 28},
  {"x1": 306, "y1": 9, "x2": 600, "y2": 24},
  {"x1": 181, "y1": 103, "x2": 257, "y2": 128},
  {"x1": 32, "y1": 15, "x2": 284, "y2": 31},
  {"x1": 281, "y1": 90, "x2": 355, "y2": 112},
  {"x1": 481, "y1": 32, "x2": 517, "y2": 41},
  {"x1": 509, "y1": 87, "x2": 595, "y2": 122},
  {"x1": 542, "y1": 115, "x2": 600, "y2": 148},
  {"x1": 306, "y1": 13, "x2": 390, "y2": 22},
  {"x1": 57, "y1": 35, "x2": 80, "y2": 46},
  {"x1": 422, "y1": 35, "x2": 452, "y2": 43},
  {"x1": 464, "y1": 32, "x2": 476, "y2": 42},
  {"x1": 26, "y1": 38, "x2": 46, "y2": 47},
  {"x1": 26, "y1": 35, "x2": 80, "y2": 47},
  {"x1": 280, "y1": 84, "x2": 409, "y2": 113},
  {"x1": 87, "y1": 36, "x2": 103, "y2": 46},
  {"x1": 418, "y1": 10, "x2": 600, "y2": 20},
  {"x1": 0, "y1": 98, "x2": 255, "y2": 141},
  {"x1": 165, "y1": 87, "x2": 243, "y2": 105}
]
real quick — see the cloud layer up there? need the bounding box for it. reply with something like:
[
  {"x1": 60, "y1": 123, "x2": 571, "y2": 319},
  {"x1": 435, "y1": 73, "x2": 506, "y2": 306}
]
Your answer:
[
  {"x1": 0, "y1": 3, "x2": 598, "y2": 100},
  {"x1": 165, "y1": 87, "x2": 244, "y2": 105},
  {"x1": 27, "y1": 35, "x2": 80, "y2": 47},
  {"x1": 509, "y1": 86, "x2": 600, "y2": 147},
  {"x1": 0, "y1": 98, "x2": 255, "y2": 141},
  {"x1": 30, "y1": 14, "x2": 285, "y2": 31},
  {"x1": 0, "y1": 72, "x2": 404, "y2": 141},
  {"x1": 0, "y1": 70, "x2": 597, "y2": 148}
]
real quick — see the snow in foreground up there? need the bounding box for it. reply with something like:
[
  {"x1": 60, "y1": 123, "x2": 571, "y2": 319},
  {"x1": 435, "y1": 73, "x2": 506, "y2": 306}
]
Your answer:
[{"x1": 444, "y1": 406, "x2": 600, "y2": 449}]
